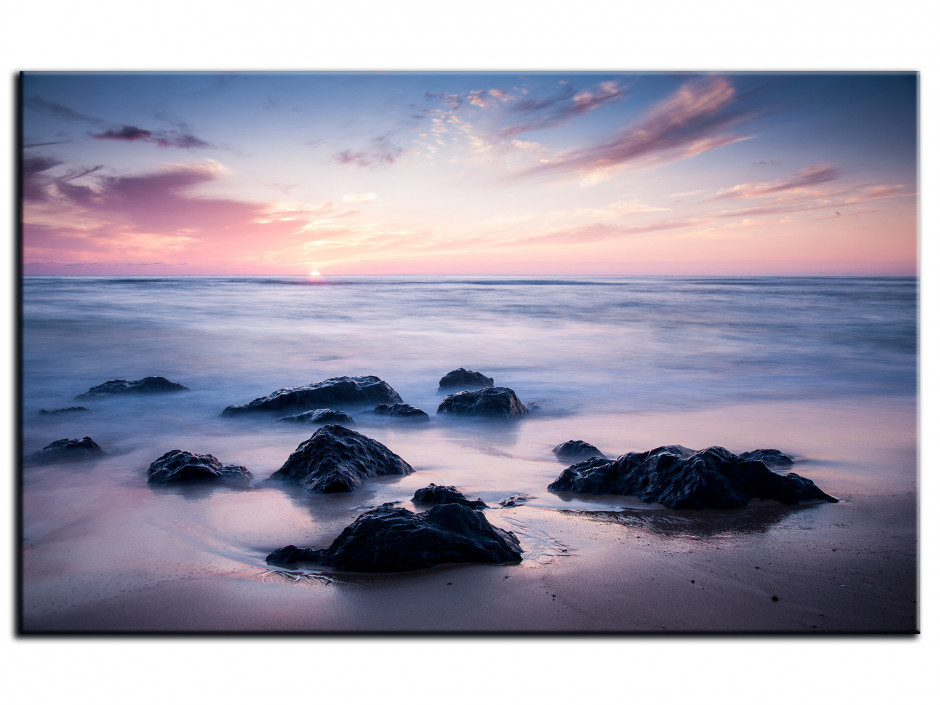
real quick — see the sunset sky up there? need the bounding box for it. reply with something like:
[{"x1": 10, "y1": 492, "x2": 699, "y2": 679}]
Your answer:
[{"x1": 21, "y1": 71, "x2": 917, "y2": 276}]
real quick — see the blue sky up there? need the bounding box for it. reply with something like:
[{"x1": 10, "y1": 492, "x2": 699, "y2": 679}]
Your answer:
[{"x1": 22, "y1": 71, "x2": 917, "y2": 275}]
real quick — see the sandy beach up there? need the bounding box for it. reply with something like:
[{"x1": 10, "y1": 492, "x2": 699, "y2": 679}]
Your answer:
[{"x1": 21, "y1": 396, "x2": 918, "y2": 634}]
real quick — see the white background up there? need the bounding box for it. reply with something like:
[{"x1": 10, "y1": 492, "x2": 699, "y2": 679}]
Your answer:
[{"x1": 2, "y1": 1, "x2": 936, "y2": 703}]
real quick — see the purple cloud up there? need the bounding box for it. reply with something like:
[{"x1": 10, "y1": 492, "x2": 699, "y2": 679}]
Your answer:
[
  {"x1": 91, "y1": 125, "x2": 153, "y2": 141},
  {"x1": 520, "y1": 76, "x2": 749, "y2": 181},
  {"x1": 24, "y1": 95, "x2": 104, "y2": 125},
  {"x1": 22, "y1": 154, "x2": 61, "y2": 201},
  {"x1": 90, "y1": 125, "x2": 211, "y2": 149},
  {"x1": 712, "y1": 164, "x2": 842, "y2": 200},
  {"x1": 501, "y1": 81, "x2": 626, "y2": 137},
  {"x1": 333, "y1": 135, "x2": 403, "y2": 169}
]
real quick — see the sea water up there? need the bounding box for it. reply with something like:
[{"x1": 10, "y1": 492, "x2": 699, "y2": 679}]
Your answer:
[{"x1": 19, "y1": 276, "x2": 917, "y2": 625}]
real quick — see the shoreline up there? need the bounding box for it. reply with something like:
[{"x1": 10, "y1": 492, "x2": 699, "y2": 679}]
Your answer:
[{"x1": 22, "y1": 489, "x2": 916, "y2": 634}]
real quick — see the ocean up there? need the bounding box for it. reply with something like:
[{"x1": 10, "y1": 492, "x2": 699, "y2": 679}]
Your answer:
[{"x1": 19, "y1": 275, "x2": 918, "y2": 630}]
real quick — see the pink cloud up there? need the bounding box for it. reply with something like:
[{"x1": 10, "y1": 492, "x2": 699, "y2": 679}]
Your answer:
[
  {"x1": 22, "y1": 161, "x2": 363, "y2": 273},
  {"x1": 712, "y1": 164, "x2": 842, "y2": 200},
  {"x1": 520, "y1": 76, "x2": 748, "y2": 181}
]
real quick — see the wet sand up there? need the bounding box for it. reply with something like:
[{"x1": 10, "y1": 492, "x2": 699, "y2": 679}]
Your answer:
[{"x1": 22, "y1": 486, "x2": 916, "y2": 633}]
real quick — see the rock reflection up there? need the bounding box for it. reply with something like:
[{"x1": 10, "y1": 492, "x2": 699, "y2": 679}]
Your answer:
[{"x1": 563, "y1": 501, "x2": 823, "y2": 538}]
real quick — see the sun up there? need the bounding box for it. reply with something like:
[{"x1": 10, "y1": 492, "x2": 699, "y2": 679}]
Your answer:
[{"x1": 308, "y1": 270, "x2": 320, "y2": 277}]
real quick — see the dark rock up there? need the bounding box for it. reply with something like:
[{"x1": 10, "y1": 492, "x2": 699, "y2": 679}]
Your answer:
[
  {"x1": 27, "y1": 436, "x2": 104, "y2": 464},
  {"x1": 269, "y1": 424, "x2": 413, "y2": 493},
  {"x1": 739, "y1": 449, "x2": 795, "y2": 468},
  {"x1": 147, "y1": 450, "x2": 253, "y2": 487},
  {"x1": 552, "y1": 440, "x2": 606, "y2": 462},
  {"x1": 76, "y1": 376, "x2": 188, "y2": 400},
  {"x1": 222, "y1": 375, "x2": 402, "y2": 416},
  {"x1": 412, "y1": 483, "x2": 487, "y2": 509},
  {"x1": 437, "y1": 387, "x2": 528, "y2": 418},
  {"x1": 547, "y1": 445, "x2": 837, "y2": 509},
  {"x1": 39, "y1": 407, "x2": 90, "y2": 415},
  {"x1": 438, "y1": 368, "x2": 495, "y2": 392},
  {"x1": 363, "y1": 403, "x2": 430, "y2": 422},
  {"x1": 266, "y1": 544, "x2": 319, "y2": 566},
  {"x1": 498, "y1": 493, "x2": 534, "y2": 508},
  {"x1": 265, "y1": 503, "x2": 522, "y2": 572},
  {"x1": 276, "y1": 409, "x2": 355, "y2": 426}
]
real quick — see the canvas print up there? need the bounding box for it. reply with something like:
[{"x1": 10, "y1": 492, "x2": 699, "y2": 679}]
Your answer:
[{"x1": 19, "y1": 71, "x2": 917, "y2": 633}]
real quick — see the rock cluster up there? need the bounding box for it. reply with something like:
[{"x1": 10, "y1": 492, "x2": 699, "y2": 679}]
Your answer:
[
  {"x1": 27, "y1": 436, "x2": 105, "y2": 464},
  {"x1": 412, "y1": 483, "x2": 487, "y2": 509},
  {"x1": 269, "y1": 424, "x2": 413, "y2": 493},
  {"x1": 266, "y1": 503, "x2": 521, "y2": 572},
  {"x1": 76, "y1": 376, "x2": 188, "y2": 399},
  {"x1": 438, "y1": 368, "x2": 495, "y2": 391},
  {"x1": 222, "y1": 375, "x2": 402, "y2": 416},
  {"x1": 276, "y1": 409, "x2": 355, "y2": 425},
  {"x1": 437, "y1": 387, "x2": 528, "y2": 418},
  {"x1": 364, "y1": 403, "x2": 430, "y2": 421},
  {"x1": 146, "y1": 450, "x2": 253, "y2": 487},
  {"x1": 552, "y1": 440, "x2": 606, "y2": 462},
  {"x1": 547, "y1": 445, "x2": 837, "y2": 509}
]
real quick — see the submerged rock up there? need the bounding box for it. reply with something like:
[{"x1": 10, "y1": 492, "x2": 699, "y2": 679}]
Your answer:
[
  {"x1": 412, "y1": 483, "x2": 488, "y2": 509},
  {"x1": 39, "y1": 406, "x2": 90, "y2": 415},
  {"x1": 552, "y1": 440, "x2": 606, "y2": 462},
  {"x1": 269, "y1": 424, "x2": 413, "y2": 493},
  {"x1": 76, "y1": 376, "x2": 188, "y2": 399},
  {"x1": 438, "y1": 368, "x2": 495, "y2": 392},
  {"x1": 437, "y1": 387, "x2": 528, "y2": 418},
  {"x1": 739, "y1": 449, "x2": 795, "y2": 468},
  {"x1": 363, "y1": 403, "x2": 430, "y2": 422},
  {"x1": 146, "y1": 450, "x2": 253, "y2": 487},
  {"x1": 276, "y1": 409, "x2": 356, "y2": 426},
  {"x1": 27, "y1": 436, "x2": 104, "y2": 464},
  {"x1": 222, "y1": 375, "x2": 402, "y2": 416},
  {"x1": 498, "y1": 493, "x2": 534, "y2": 508},
  {"x1": 265, "y1": 503, "x2": 522, "y2": 572},
  {"x1": 547, "y1": 445, "x2": 836, "y2": 510}
]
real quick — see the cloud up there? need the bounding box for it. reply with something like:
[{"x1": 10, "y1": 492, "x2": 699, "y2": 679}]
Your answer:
[
  {"x1": 24, "y1": 95, "x2": 104, "y2": 124},
  {"x1": 712, "y1": 164, "x2": 842, "y2": 200},
  {"x1": 22, "y1": 154, "x2": 61, "y2": 201},
  {"x1": 342, "y1": 192, "x2": 378, "y2": 204},
  {"x1": 90, "y1": 125, "x2": 211, "y2": 149},
  {"x1": 520, "y1": 76, "x2": 749, "y2": 183},
  {"x1": 333, "y1": 135, "x2": 403, "y2": 168},
  {"x1": 23, "y1": 139, "x2": 71, "y2": 148},
  {"x1": 468, "y1": 88, "x2": 512, "y2": 108},
  {"x1": 91, "y1": 125, "x2": 152, "y2": 141},
  {"x1": 500, "y1": 80, "x2": 626, "y2": 137},
  {"x1": 425, "y1": 91, "x2": 463, "y2": 110},
  {"x1": 517, "y1": 216, "x2": 709, "y2": 247}
]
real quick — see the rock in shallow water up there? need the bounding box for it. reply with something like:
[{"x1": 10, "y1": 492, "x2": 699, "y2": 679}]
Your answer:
[
  {"x1": 437, "y1": 387, "x2": 528, "y2": 418},
  {"x1": 412, "y1": 483, "x2": 487, "y2": 509},
  {"x1": 76, "y1": 376, "x2": 188, "y2": 399},
  {"x1": 222, "y1": 375, "x2": 402, "y2": 416},
  {"x1": 269, "y1": 424, "x2": 413, "y2": 493},
  {"x1": 552, "y1": 440, "x2": 606, "y2": 462},
  {"x1": 27, "y1": 436, "x2": 104, "y2": 464},
  {"x1": 266, "y1": 503, "x2": 522, "y2": 572},
  {"x1": 275, "y1": 408, "x2": 356, "y2": 425},
  {"x1": 498, "y1": 493, "x2": 534, "y2": 508},
  {"x1": 438, "y1": 368, "x2": 495, "y2": 391},
  {"x1": 739, "y1": 448, "x2": 795, "y2": 468},
  {"x1": 362, "y1": 402, "x2": 430, "y2": 421},
  {"x1": 39, "y1": 407, "x2": 90, "y2": 415},
  {"x1": 147, "y1": 450, "x2": 253, "y2": 487},
  {"x1": 547, "y1": 445, "x2": 836, "y2": 509}
]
